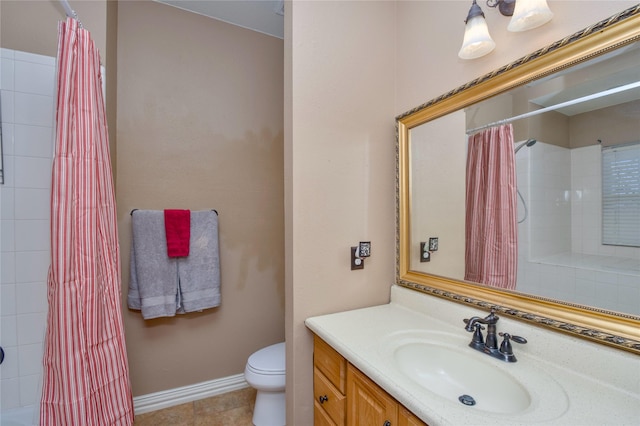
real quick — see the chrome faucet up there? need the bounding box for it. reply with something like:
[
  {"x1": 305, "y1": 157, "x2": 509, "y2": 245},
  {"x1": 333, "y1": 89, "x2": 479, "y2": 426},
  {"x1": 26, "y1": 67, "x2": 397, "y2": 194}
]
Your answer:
[{"x1": 463, "y1": 309, "x2": 527, "y2": 362}]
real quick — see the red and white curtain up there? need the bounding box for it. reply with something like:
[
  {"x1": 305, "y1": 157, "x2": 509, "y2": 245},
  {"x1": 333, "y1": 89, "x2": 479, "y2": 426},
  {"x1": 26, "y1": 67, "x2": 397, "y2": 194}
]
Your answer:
[
  {"x1": 464, "y1": 124, "x2": 518, "y2": 290},
  {"x1": 40, "y1": 18, "x2": 134, "y2": 425}
]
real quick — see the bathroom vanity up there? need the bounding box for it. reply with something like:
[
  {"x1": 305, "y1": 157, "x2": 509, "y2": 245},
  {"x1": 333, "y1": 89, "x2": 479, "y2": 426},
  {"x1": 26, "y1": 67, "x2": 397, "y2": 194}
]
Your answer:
[
  {"x1": 306, "y1": 285, "x2": 640, "y2": 425},
  {"x1": 312, "y1": 333, "x2": 426, "y2": 426}
]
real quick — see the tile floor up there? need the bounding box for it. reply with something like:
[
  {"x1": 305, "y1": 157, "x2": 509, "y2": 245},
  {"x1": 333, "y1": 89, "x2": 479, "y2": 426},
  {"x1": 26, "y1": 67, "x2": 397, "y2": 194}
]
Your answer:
[{"x1": 133, "y1": 387, "x2": 256, "y2": 426}]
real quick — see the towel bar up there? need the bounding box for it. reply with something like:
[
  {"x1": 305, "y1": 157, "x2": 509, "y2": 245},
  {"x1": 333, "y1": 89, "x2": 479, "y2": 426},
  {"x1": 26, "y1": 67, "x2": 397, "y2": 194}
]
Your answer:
[{"x1": 130, "y1": 209, "x2": 218, "y2": 216}]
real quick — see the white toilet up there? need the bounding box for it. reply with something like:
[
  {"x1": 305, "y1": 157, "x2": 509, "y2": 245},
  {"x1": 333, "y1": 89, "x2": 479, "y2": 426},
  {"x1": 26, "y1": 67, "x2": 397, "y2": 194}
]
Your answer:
[{"x1": 244, "y1": 342, "x2": 286, "y2": 426}]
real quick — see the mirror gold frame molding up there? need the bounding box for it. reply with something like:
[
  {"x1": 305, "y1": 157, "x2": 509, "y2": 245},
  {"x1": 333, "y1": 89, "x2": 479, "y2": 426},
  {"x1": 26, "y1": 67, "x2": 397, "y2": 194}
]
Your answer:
[{"x1": 396, "y1": 5, "x2": 640, "y2": 355}]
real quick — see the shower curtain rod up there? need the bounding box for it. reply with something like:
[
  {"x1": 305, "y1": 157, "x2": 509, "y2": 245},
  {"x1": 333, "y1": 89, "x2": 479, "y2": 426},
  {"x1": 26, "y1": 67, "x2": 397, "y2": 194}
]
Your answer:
[
  {"x1": 59, "y1": 0, "x2": 77, "y2": 19},
  {"x1": 466, "y1": 80, "x2": 640, "y2": 135}
]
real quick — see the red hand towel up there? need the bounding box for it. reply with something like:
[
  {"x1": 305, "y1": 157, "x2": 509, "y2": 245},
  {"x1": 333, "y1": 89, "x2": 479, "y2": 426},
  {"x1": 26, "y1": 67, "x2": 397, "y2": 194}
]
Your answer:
[{"x1": 164, "y1": 209, "x2": 191, "y2": 257}]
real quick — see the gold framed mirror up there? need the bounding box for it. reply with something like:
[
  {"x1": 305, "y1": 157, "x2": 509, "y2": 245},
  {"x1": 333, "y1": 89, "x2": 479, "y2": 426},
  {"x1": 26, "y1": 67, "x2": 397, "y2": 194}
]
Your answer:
[{"x1": 396, "y1": 5, "x2": 640, "y2": 355}]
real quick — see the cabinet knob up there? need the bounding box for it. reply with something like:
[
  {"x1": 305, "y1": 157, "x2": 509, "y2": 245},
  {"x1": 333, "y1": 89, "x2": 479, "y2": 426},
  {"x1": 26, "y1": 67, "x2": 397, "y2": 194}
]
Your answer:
[
  {"x1": 318, "y1": 395, "x2": 328, "y2": 404},
  {"x1": 383, "y1": 421, "x2": 391, "y2": 426}
]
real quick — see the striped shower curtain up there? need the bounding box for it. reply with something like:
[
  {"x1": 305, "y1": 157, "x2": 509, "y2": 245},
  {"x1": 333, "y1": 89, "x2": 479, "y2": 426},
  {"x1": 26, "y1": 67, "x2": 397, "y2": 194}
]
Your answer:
[
  {"x1": 464, "y1": 124, "x2": 518, "y2": 290},
  {"x1": 40, "y1": 18, "x2": 134, "y2": 425}
]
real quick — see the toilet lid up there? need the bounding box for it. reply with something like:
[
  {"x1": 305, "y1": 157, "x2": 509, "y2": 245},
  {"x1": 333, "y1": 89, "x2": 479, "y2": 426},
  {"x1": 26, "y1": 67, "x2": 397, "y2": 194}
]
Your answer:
[{"x1": 247, "y1": 342, "x2": 285, "y2": 375}]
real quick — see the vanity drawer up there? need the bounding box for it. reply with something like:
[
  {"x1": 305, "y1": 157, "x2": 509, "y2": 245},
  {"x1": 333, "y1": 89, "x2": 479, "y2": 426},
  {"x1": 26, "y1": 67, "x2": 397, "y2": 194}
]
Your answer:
[
  {"x1": 314, "y1": 366, "x2": 346, "y2": 426},
  {"x1": 313, "y1": 334, "x2": 346, "y2": 393},
  {"x1": 314, "y1": 400, "x2": 337, "y2": 426}
]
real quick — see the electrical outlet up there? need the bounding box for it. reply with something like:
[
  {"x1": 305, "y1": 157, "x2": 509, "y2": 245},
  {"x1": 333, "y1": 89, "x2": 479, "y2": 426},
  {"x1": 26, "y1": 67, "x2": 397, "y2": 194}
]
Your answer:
[
  {"x1": 420, "y1": 242, "x2": 430, "y2": 262},
  {"x1": 429, "y1": 237, "x2": 439, "y2": 251},
  {"x1": 351, "y1": 246, "x2": 364, "y2": 270}
]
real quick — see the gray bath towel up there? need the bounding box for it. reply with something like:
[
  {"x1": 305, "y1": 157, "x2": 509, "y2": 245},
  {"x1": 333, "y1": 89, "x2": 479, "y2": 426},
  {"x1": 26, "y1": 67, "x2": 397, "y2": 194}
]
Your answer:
[
  {"x1": 178, "y1": 210, "x2": 221, "y2": 313},
  {"x1": 128, "y1": 209, "x2": 221, "y2": 319},
  {"x1": 128, "y1": 210, "x2": 179, "y2": 319}
]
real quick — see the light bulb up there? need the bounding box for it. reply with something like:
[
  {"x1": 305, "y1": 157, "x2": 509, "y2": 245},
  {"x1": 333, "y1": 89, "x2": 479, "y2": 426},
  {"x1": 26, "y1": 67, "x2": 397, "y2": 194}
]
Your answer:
[{"x1": 458, "y1": 13, "x2": 496, "y2": 59}]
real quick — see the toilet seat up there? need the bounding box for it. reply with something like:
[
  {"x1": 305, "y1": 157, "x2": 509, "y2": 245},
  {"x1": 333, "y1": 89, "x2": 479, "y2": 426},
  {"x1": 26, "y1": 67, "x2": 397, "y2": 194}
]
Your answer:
[{"x1": 246, "y1": 342, "x2": 285, "y2": 376}]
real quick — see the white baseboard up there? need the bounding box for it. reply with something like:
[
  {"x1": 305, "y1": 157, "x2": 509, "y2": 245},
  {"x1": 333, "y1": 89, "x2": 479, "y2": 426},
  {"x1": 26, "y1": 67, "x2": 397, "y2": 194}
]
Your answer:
[{"x1": 133, "y1": 373, "x2": 249, "y2": 415}]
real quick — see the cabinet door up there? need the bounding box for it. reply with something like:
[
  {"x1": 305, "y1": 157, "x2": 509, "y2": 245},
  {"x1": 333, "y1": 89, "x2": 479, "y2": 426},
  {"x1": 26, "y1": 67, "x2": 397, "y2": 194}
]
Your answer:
[
  {"x1": 315, "y1": 400, "x2": 338, "y2": 426},
  {"x1": 398, "y1": 406, "x2": 428, "y2": 426},
  {"x1": 347, "y1": 364, "x2": 398, "y2": 426}
]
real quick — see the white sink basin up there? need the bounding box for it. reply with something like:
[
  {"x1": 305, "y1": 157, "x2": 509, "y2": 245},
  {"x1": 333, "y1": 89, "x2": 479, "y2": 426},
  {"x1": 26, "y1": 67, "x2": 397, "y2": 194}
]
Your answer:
[
  {"x1": 380, "y1": 330, "x2": 569, "y2": 420},
  {"x1": 394, "y1": 342, "x2": 530, "y2": 413}
]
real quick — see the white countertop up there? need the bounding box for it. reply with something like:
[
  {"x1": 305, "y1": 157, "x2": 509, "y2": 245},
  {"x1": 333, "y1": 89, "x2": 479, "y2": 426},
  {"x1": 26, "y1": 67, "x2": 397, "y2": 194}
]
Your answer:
[{"x1": 305, "y1": 285, "x2": 640, "y2": 425}]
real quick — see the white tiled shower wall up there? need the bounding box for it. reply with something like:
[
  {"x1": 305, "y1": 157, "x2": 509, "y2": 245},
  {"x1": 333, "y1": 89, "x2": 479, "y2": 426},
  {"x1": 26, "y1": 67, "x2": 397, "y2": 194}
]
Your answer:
[
  {"x1": 1, "y1": 48, "x2": 55, "y2": 412},
  {"x1": 517, "y1": 141, "x2": 640, "y2": 316}
]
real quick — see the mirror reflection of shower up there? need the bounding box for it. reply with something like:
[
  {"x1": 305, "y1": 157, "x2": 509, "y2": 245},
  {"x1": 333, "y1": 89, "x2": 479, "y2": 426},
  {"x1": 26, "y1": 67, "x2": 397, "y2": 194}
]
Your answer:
[{"x1": 515, "y1": 139, "x2": 537, "y2": 223}]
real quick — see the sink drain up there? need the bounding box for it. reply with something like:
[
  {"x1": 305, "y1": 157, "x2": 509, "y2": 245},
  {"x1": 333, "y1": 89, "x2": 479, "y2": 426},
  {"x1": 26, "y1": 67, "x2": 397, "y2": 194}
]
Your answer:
[{"x1": 458, "y1": 394, "x2": 476, "y2": 406}]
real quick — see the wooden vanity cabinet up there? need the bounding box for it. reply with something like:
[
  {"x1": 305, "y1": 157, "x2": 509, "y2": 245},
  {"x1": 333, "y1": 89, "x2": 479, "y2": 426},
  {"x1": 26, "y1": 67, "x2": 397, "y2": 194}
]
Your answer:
[
  {"x1": 313, "y1": 335, "x2": 428, "y2": 426},
  {"x1": 313, "y1": 335, "x2": 347, "y2": 425}
]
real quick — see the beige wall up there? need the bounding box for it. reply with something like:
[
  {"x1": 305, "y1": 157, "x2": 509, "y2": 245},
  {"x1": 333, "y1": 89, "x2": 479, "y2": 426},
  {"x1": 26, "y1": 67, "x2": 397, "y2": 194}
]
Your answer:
[
  {"x1": 116, "y1": 0, "x2": 284, "y2": 396},
  {"x1": 570, "y1": 99, "x2": 640, "y2": 148},
  {"x1": 0, "y1": 0, "x2": 107, "y2": 60},
  {"x1": 286, "y1": 1, "x2": 397, "y2": 423},
  {"x1": 410, "y1": 112, "x2": 466, "y2": 279},
  {"x1": 106, "y1": 0, "x2": 118, "y2": 178}
]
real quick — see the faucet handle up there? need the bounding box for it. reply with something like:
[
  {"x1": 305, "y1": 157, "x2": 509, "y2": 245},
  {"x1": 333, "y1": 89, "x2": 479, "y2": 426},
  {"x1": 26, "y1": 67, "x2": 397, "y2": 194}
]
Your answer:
[
  {"x1": 470, "y1": 323, "x2": 485, "y2": 347},
  {"x1": 462, "y1": 317, "x2": 474, "y2": 331},
  {"x1": 498, "y1": 332, "x2": 527, "y2": 355},
  {"x1": 510, "y1": 335, "x2": 527, "y2": 345}
]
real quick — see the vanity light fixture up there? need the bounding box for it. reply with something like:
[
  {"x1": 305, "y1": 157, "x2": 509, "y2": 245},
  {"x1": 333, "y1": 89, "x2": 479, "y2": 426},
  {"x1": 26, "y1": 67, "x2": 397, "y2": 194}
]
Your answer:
[
  {"x1": 351, "y1": 241, "x2": 371, "y2": 270},
  {"x1": 459, "y1": 0, "x2": 553, "y2": 59},
  {"x1": 507, "y1": 0, "x2": 553, "y2": 32},
  {"x1": 458, "y1": 0, "x2": 496, "y2": 60}
]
